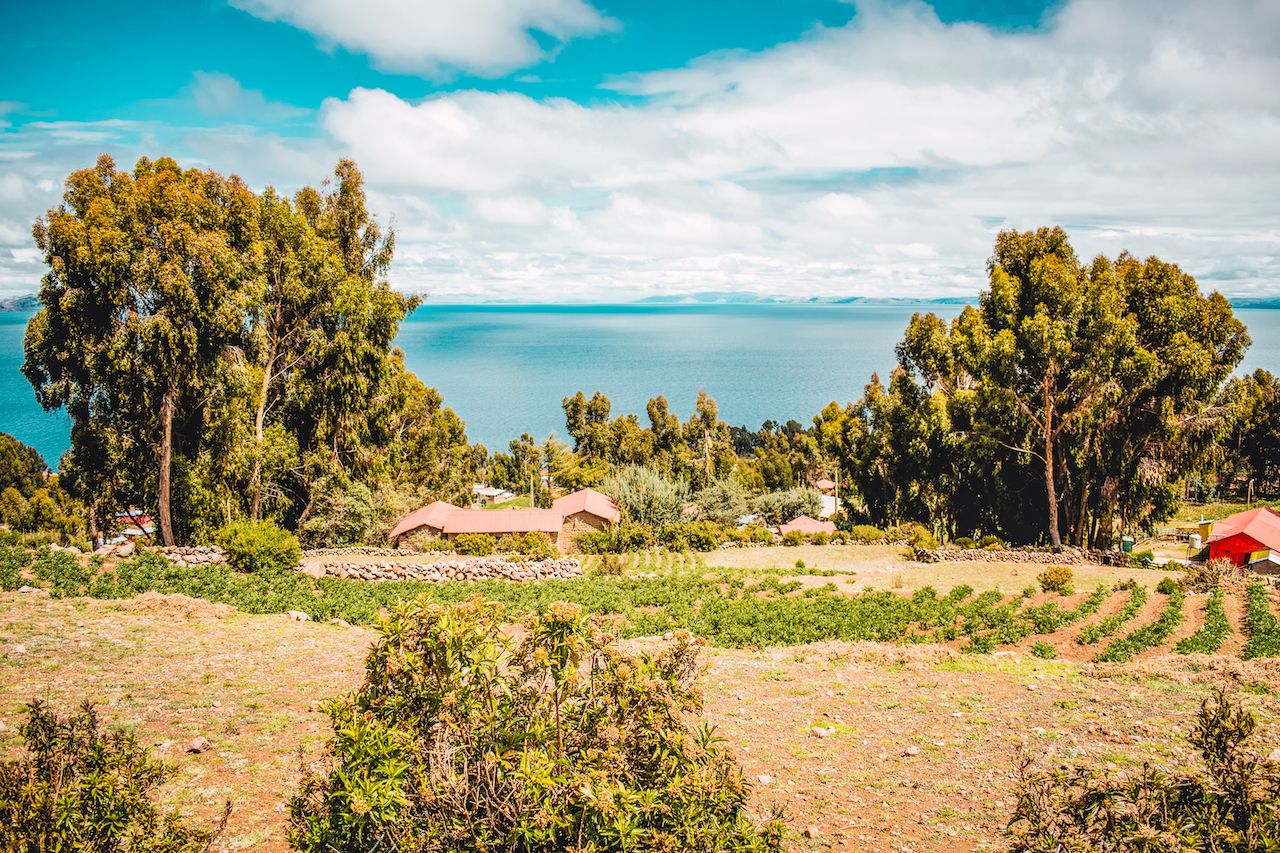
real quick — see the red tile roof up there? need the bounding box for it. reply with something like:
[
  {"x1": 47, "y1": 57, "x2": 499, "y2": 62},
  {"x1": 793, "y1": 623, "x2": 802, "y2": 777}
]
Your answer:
[
  {"x1": 1206, "y1": 506, "x2": 1280, "y2": 551},
  {"x1": 552, "y1": 488, "x2": 622, "y2": 524},
  {"x1": 389, "y1": 501, "x2": 459, "y2": 540},
  {"x1": 777, "y1": 515, "x2": 837, "y2": 535},
  {"x1": 814, "y1": 479, "x2": 837, "y2": 491},
  {"x1": 442, "y1": 508, "x2": 564, "y2": 536}
]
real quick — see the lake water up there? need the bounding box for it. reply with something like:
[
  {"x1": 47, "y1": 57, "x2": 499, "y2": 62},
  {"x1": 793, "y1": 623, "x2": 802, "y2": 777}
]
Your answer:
[{"x1": 3, "y1": 304, "x2": 1278, "y2": 465}]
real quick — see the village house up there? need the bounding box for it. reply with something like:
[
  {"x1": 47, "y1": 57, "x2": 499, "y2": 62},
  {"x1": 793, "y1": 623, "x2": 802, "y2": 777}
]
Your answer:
[
  {"x1": 389, "y1": 488, "x2": 621, "y2": 553},
  {"x1": 1205, "y1": 506, "x2": 1280, "y2": 572},
  {"x1": 777, "y1": 515, "x2": 837, "y2": 536}
]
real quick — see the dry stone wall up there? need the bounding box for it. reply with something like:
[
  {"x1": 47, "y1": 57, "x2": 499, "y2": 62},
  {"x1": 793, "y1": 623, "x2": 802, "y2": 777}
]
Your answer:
[
  {"x1": 301, "y1": 556, "x2": 583, "y2": 583},
  {"x1": 154, "y1": 545, "x2": 228, "y2": 567},
  {"x1": 912, "y1": 546, "x2": 1129, "y2": 566}
]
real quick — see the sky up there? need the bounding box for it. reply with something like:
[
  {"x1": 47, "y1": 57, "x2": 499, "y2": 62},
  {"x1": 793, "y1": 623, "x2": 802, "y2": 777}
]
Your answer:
[{"x1": 1, "y1": 0, "x2": 1277, "y2": 302}]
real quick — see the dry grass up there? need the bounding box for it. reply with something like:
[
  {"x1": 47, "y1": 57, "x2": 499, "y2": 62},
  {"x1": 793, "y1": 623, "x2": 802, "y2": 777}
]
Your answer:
[{"x1": 3, "y1": 591, "x2": 1277, "y2": 852}]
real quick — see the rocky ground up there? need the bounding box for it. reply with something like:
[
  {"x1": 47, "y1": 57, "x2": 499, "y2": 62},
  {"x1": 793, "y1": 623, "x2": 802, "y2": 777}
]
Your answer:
[{"x1": 2, "y1": 592, "x2": 1277, "y2": 852}]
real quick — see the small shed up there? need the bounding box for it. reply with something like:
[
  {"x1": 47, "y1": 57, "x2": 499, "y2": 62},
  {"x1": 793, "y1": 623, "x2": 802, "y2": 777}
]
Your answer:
[
  {"x1": 551, "y1": 488, "x2": 621, "y2": 551},
  {"x1": 1206, "y1": 506, "x2": 1280, "y2": 568}
]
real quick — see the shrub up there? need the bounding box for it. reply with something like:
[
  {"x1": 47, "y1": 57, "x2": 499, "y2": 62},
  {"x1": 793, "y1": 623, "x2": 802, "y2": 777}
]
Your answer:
[
  {"x1": 595, "y1": 554, "x2": 626, "y2": 576},
  {"x1": 810, "y1": 531, "x2": 831, "y2": 545},
  {"x1": 731, "y1": 524, "x2": 773, "y2": 544},
  {"x1": 1037, "y1": 566, "x2": 1073, "y2": 595},
  {"x1": 691, "y1": 478, "x2": 751, "y2": 525},
  {"x1": 887, "y1": 522, "x2": 937, "y2": 549},
  {"x1": 601, "y1": 465, "x2": 689, "y2": 528},
  {"x1": 1155, "y1": 576, "x2": 1181, "y2": 595},
  {"x1": 30, "y1": 548, "x2": 90, "y2": 597},
  {"x1": 214, "y1": 520, "x2": 300, "y2": 573},
  {"x1": 453, "y1": 533, "x2": 496, "y2": 556},
  {"x1": 952, "y1": 536, "x2": 977, "y2": 549},
  {"x1": 1182, "y1": 557, "x2": 1240, "y2": 593},
  {"x1": 300, "y1": 476, "x2": 374, "y2": 547},
  {"x1": 0, "y1": 544, "x2": 30, "y2": 591},
  {"x1": 978, "y1": 534, "x2": 1005, "y2": 550},
  {"x1": 1130, "y1": 549, "x2": 1155, "y2": 568},
  {"x1": 1030, "y1": 641, "x2": 1056, "y2": 660},
  {"x1": 1006, "y1": 689, "x2": 1280, "y2": 851},
  {"x1": 659, "y1": 520, "x2": 724, "y2": 552},
  {"x1": 288, "y1": 597, "x2": 785, "y2": 852},
  {"x1": 752, "y1": 488, "x2": 822, "y2": 525},
  {"x1": 782, "y1": 530, "x2": 804, "y2": 547},
  {"x1": 496, "y1": 531, "x2": 557, "y2": 560},
  {"x1": 573, "y1": 525, "x2": 656, "y2": 554},
  {"x1": 0, "y1": 700, "x2": 226, "y2": 851},
  {"x1": 848, "y1": 524, "x2": 887, "y2": 543},
  {"x1": 406, "y1": 532, "x2": 451, "y2": 552}
]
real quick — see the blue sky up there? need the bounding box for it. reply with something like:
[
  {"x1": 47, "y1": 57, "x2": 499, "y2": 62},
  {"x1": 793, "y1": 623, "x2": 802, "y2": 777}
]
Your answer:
[{"x1": 1, "y1": 0, "x2": 1277, "y2": 301}]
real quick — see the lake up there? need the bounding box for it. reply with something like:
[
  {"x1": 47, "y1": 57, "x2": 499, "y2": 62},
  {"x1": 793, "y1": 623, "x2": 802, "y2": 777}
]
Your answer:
[{"x1": 3, "y1": 304, "x2": 1278, "y2": 465}]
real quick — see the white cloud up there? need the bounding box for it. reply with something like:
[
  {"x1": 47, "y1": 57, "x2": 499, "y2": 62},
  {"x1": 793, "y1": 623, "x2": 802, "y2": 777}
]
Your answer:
[
  {"x1": 186, "y1": 71, "x2": 310, "y2": 122},
  {"x1": 229, "y1": 0, "x2": 613, "y2": 77},
  {"x1": 2, "y1": 0, "x2": 1278, "y2": 301}
]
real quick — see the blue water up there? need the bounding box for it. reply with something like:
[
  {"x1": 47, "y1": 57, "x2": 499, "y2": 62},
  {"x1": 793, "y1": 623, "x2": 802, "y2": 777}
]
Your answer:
[{"x1": 3, "y1": 305, "x2": 1279, "y2": 464}]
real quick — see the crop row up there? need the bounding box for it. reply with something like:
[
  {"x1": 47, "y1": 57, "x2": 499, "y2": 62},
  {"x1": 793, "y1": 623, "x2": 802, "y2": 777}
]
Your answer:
[
  {"x1": 1175, "y1": 588, "x2": 1231, "y2": 655},
  {"x1": 1094, "y1": 585, "x2": 1185, "y2": 663},
  {"x1": 1077, "y1": 584, "x2": 1148, "y2": 646},
  {"x1": 1242, "y1": 582, "x2": 1280, "y2": 660}
]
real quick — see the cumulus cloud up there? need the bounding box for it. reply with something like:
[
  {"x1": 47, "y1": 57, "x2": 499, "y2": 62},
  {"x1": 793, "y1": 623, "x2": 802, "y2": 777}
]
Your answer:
[
  {"x1": 228, "y1": 0, "x2": 614, "y2": 77},
  {"x1": 1, "y1": 0, "x2": 1277, "y2": 301},
  {"x1": 185, "y1": 71, "x2": 310, "y2": 122}
]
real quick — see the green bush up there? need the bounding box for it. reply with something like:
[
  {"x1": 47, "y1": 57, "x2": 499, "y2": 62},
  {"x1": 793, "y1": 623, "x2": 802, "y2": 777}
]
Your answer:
[
  {"x1": 952, "y1": 536, "x2": 977, "y2": 549},
  {"x1": 406, "y1": 532, "x2": 451, "y2": 552},
  {"x1": 214, "y1": 520, "x2": 300, "y2": 573},
  {"x1": 30, "y1": 548, "x2": 90, "y2": 597},
  {"x1": 453, "y1": 533, "x2": 496, "y2": 556},
  {"x1": 1155, "y1": 576, "x2": 1181, "y2": 595},
  {"x1": 659, "y1": 520, "x2": 724, "y2": 552},
  {"x1": 0, "y1": 700, "x2": 226, "y2": 851},
  {"x1": 888, "y1": 522, "x2": 937, "y2": 549},
  {"x1": 782, "y1": 530, "x2": 804, "y2": 547},
  {"x1": 751, "y1": 487, "x2": 822, "y2": 526},
  {"x1": 601, "y1": 465, "x2": 689, "y2": 528},
  {"x1": 1007, "y1": 689, "x2": 1279, "y2": 851},
  {"x1": 1130, "y1": 549, "x2": 1155, "y2": 568},
  {"x1": 1029, "y1": 641, "x2": 1056, "y2": 660},
  {"x1": 288, "y1": 598, "x2": 785, "y2": 852},
  {"x1": 574, "y1": 525, "x2": 656, "y2": 554},
  {"x1": 978, "y1": 534, "x2": 1005, "y2": 550},
  {"x1": 729, "y1": 524, "x2": 773, "y2": 545},
  {"x1": 496, "y1": 531, "x2": 557, "y2": 560},
  {"x1": 0, "y1": 544, "x2": 30, "y2": 591},
  {"x1": 849, "y1": 524, "x2": 887, "y2": 543},
  {"x1": 810, "y1": 531, "x2": 831, "y2": 545},
  {"x1": 1037, "y1": 565, "x2": 1073, "y2": 595}
]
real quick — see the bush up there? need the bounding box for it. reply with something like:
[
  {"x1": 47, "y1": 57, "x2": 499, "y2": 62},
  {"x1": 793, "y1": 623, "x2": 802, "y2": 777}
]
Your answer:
[
  {"x1": 601, "y1": 465, "x2": 689, "y2": 528},
  {"x1": 729, "y1": 524, "x2": 773, "y2": 545},
  {"x1": 1037, "y1": 565, "x2": 1073, "y2": 595},
  {"x1": 1182, "y1": 557, "x2": 1240, "y2": 593},
  {"x1": 659, "y1": 520, "x2": 724, "y2": 552},
  {"x1": 30, "y1": 548, "x2": 90, "y2": 597},
  {"x1": 496, "y1": 531, "x2": 557, "y2": 560},
  {"x1": 886, "y1": 522, "x2": 937, "y2": 549},
  {"x1": 288, "y1": 597, "x2": 785, "y2": 852},
  {"x1": 978, "y1": 534, "x2": 1005, "y2": 550},
  {"x1": 595, "y1": 554, "x2": 626, "y2": 576},
  {"x1": 0, "y1": 700, "x2": 226, "y2": 851},
  {"x1": 752, "y1": 488, "x2": 822, "y2": 526},
  {"x1": 952, "y1": 536, "x2": 977, "y2": 549},
  {"x1": 213, "y1": 520, "x2": 300, "y2": 573},
  {"x1": 453, "y1": 533, "x2": 496, "y2": 556},
  {"x1": 406, "y1": 532, "x2": 451, "y2": 552},
  {"x1": 810, "y1": 531, "x2": 831, "y2": 545},
  {"x1": 1030, "y1": 641, "x2": 1056, "y2": 660},
  {"x1": 1155, "y1": 576, "x2": 1181, "y2": 595},
  {"x1": 573, "y1": 525, "x2": 656, "y2": 554},
  {"x1": 782, "y1": 530, "x2": 804, "y2": 547},
  {"x1": 1007, "y1": 689, "x2": 1279, "y2": 851},
  {"x1": 848, "y1": 524, "x2": 886, "y2": 543},
  {"x1": 0, "y1": 544, "x2": 30, "y2": 591},
  {"x1": 1130, "y1": 549, "x2": 1155, "y2": 568},
  {"x1": 692, "y1": 478, "x2": 751, "y2": 526}
]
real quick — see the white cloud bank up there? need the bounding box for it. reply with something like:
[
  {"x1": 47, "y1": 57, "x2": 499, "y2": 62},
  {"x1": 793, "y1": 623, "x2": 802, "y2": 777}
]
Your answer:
[
  {"x1": 1, "y1": 0, "x2": 1278, "y2": 301},
  {"x1": 229, "y1": 0, "x2": 614, "y2": 77}
]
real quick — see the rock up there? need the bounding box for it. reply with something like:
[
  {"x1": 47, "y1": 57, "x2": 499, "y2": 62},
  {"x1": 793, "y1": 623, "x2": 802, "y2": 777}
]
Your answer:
[
  {"x1": 903, "y1": 745, "x2": 921, "y2": 757},
  {"x1": 116, "y1": 541, "x2": 136, "y2": 557},
  {"x1": 187, "y1": 736, "x2": 211, "y2": 754},
  {"x1": 8, "y1": 644, "x2": 26, "y2": 655},
  {"x1": 300, "y1": 565, "x2": 326, "y2": 580},
  {"x1": 803, "y1": 826, "x2": 820, "y2": 839},
  {"x1": 17, "y1": 585, "x2": 42, "y2": 594},
  {"x1": 1269, "y1": 748, "x2": 1280, "y2": 764},
  {"x1": 811, "y1": 725, "x2": 835, "y2": 738},
  {"x1": 756, "y1": 774, "x2": 774, "y2": 785},
  {"x1": 285, "y1": 610, "x2": 311, "y2": 622},
  {"x1": 327, "y1": 617, "x2": 353, "y2": 628}
]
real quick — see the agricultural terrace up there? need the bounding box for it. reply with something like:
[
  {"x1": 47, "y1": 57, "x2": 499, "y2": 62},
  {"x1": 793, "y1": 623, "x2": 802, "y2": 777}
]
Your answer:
[{"x1": 3, "y1": 539, "x2": 1280, "y2": 850}]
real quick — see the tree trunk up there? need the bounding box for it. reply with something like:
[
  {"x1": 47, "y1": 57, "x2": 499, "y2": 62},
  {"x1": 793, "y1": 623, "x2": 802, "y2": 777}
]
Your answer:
[
  {"x1": 249, "y1": 342, "x2": 275, "y2": 522},
  {"x1": 158, "y1": 384, "x2": 177, "y2": 546},
  {"x1": 1044, "y1": 407, "x2": 1062, "y2": 550}
]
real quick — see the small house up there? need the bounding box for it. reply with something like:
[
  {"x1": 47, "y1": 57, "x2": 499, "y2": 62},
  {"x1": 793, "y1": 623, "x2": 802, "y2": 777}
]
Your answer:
[
  {"x1": 1205, "y1": 506, "x2": 1280, "y2": 569},
  {"x1": 777, "y1": 515, "x2": 837, "y2": 536},
  {"x1": 551, "y1": 488, "x2": 621, "y2": 551}
]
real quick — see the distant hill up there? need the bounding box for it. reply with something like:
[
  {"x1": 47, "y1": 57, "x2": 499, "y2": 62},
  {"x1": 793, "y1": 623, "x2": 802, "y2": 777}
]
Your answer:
[
  {"x1": 1230, "y1": 297, "x2": 1280, "y2": 309},
  {"x1": 0, "y1": 294, "x2": 39, "y2": 312}
]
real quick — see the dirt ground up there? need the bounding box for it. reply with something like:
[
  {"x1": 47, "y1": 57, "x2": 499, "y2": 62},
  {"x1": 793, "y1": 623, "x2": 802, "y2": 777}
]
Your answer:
[{"x1": 2, "y1": 592, "x2": 1277, "y2": 853}]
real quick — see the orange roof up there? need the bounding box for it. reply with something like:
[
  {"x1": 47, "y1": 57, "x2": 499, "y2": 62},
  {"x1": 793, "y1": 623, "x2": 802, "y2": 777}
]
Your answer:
[
  {"x1": 552, "y1": 488, "x2": 621, "y2": 524},
  {"x1": 389, "y1": 501, "x2": 459, "y2": 540},
  {"x1": 1206, "y1": 506, "x2": 1280, "y2": 551},
  {"x1": 777, "y1": 515, "x2": 837, "y2": 535},
  {"x1": 441, "y1": 508, "x2": 564, "y2": 536},
  {"x1": 814, "y1": 479, "x2": 836, "y2": 491}
]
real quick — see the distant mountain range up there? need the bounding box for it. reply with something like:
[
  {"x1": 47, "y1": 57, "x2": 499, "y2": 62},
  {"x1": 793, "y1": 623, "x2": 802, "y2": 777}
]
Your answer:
[{"x1": 0, "y1": 294, "x2": 39, "y2": 312}]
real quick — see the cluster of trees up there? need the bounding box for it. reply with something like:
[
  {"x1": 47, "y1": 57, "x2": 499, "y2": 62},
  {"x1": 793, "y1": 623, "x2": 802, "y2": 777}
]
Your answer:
[
  {"x1": 0, "y1": 434, "x2": 78, "y2": 536},
  {"x1": 23, "y1": 156, "x2": 480, "y2": 546}
]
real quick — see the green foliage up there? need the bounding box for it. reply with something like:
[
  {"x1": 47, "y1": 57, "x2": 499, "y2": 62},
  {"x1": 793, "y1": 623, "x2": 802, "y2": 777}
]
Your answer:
[
  {"x1": 0, "y1": 700, "x2": 225, "y2": 851},
  {"x1": 496, "y1": 531, "x2": 557, "y2": 560},
  {"x1": 1029, "y1": 641, "x2": 1056, "y2": 660},
  {"x1": 888, "y1": 522, "x2": 937, "y2": 549},
  {"x1": 726, "y1": 524, "x2": 773, "y2": 545},
  {"x1": 1094, "y1": 584, "x2": 1185, "y2": 663},
  {"x1": 952, "y1": 536, "x2": 976, "y2": 549},
  {"x1": 601, "y1": 465, "x2": 690, "y2": 528},
  {"x1": 1130, "y1": 549, "x2": 1155, "y2": 568},
  {"x1": 849, "y1": 524, "x2": 886, "y2": 543},
  {"x1": 214, "y1": 520, "x2": 301, "y2": 573},
  {"x1": 1007, "y1": 689, "x2": 1279, "y2": 851},
  {"x1": 1242, "y1": 582, "x2": 1280, "y2": 660},
  {"x1": 1177, "y1": 588, "x2": 1231, "y2": 655},
  {"x1": 300, "y1": 477, "x2": 375, "y2": 548},
  {"x1": 0, "y1": 545, "x2": 31, "y2": 591},
  {"x1": 977, "y1": 535, "x2": 1006, "y2": 550},
  {"x1": 405, "y1": 532, "x2": 451, "y2": 552},
  {"x1": 287, "y1": 598, "x2": 785, "y2": 852},
  {"x1": 30, "y1": 549, "x2": 90, "y2": 598},
  {"x1": 1037, "y1": 565, "x2": 1073, "y2": 595},
  {"x1": 659, "y1": 520, "x2": 724, "y2": 552},
  {"x1": 1077, "y1": 584, "x2": 1149, "y2": 646},
  {"x1": 751, "y1": 488, "x2": 822, "y2": 526},
  {"x1": 1155, "y1": 576, "x2": 1181, "y2": 595},
  {"x1": 453, "y1": 533, "x2": 496, "y2": 556},
  {"x1": 692, "y1": 477, "x2": 751, "y2": 525},
  {"x1": 782, "y1": 530, "x2": 804, "y2": 547},
  {"x1": 0, "y1": 433, "x2": 47, "y2": 497}
]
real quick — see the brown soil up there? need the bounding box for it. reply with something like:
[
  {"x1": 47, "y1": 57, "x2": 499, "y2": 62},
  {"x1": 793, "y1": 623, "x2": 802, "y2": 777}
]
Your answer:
[{"x1": 2, "y1": 594, "x2": 1278, "y2": 853}]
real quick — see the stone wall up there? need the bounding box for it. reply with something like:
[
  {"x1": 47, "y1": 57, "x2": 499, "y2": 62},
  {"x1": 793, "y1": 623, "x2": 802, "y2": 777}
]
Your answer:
[
  {"x1": 912, "y1": 546, "x2": 1129, "y2": 566},
  {"x1": 558, "y1": 512, "x2": 608, "y2": 552},
  {"x1": 300, "y1": 555, "x2": 583, "y2": 583},
  {"x1": 154, "y1": 545, "x2": 228, "y2": 567}
]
